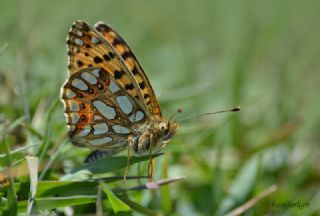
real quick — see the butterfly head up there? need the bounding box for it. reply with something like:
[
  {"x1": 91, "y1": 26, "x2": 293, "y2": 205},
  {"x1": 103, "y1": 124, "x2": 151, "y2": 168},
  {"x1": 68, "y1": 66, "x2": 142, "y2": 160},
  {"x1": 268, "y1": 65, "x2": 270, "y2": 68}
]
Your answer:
[
  {"x1": 158, "y1": 121, "x2": 180, "y2": 142},
  {"x1": 155, "y1": 109, "x2": 182, "y2": 142}
]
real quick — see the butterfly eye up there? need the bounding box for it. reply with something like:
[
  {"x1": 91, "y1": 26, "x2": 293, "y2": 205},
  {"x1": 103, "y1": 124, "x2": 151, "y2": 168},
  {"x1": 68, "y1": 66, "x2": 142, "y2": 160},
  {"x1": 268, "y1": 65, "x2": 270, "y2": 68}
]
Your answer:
[{"x1": 159, "y1": 123, "x2": 167, "y2": 132}]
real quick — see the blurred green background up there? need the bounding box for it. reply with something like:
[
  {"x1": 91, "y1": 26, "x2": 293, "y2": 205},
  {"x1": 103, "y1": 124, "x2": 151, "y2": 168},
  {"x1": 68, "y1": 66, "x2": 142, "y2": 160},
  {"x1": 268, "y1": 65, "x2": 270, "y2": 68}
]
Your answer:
[{"x1": 1, "y1": 0, "x2": 320, "y2": 215}]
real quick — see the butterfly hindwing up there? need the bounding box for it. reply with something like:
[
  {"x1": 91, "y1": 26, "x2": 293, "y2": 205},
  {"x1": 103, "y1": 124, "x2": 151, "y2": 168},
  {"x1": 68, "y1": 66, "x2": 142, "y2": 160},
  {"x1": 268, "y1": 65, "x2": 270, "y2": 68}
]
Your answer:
[
  {"x1": 94, "y1": 21, "x2": 162, "y2": 117},
  {"x1": 61, "y1": 67, "x2": 147, "y2": 153},
  {"x1": 66, "y1": 21, "x2": 149, "y2": 116}
]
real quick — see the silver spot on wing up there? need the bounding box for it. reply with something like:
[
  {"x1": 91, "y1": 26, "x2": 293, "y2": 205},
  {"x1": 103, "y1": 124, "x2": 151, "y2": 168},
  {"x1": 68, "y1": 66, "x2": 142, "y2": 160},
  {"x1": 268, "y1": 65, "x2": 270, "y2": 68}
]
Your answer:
[
  {"x1": 76, "y1": 125, "x2": 91, "y2": 137},
  {"x1": 135, "y1": 111, "x2": 144, "y2": 122},
  {"x1": 93, "y1": 123, "x2": 109, "y2": 135},
  {"x1": 112, "y1": 125, "x2": 130, "y2": 134},
  {"x1": 94, "y1": 115, "x2": 103, "y2": 121},
  {"x1": 67, "y1": 101, "x2": 79, "y2": 111},
  {"x1": 65, "y1": 88, "x2": 76, "y2": 98},
  {"x1": 109, "y1": 80, "x2": 120, "y2": 93},
  {"x1": 81, "y1": 72, "x2": 97, "y2": 84},
  {"x1": 129, "y1": 110, "x2": 145, "y2": 123},
  {"x1": 91, "y1": 68, "x2": 101, "y2": 77},
  {"x1": 93, "y1": 100, "x2": 116, "y2": 119},
  {"x1": 89, "y1": 137, "x2": 112, "y2": 145},
  {"x1": 68, "y1": 113, "x2": 79, "y2": 124},
  {"x1": 74, "y1": 38, "x2": 84, "y2": 46},
  {"x1": 76, "y1": 30, "x2": 83, "y2": 36},
  {"x1": 92, "y1": 36, "x2": 100, "y2": 44},
  {"x1": 116, "y1": 96, "x2": 133, "y2": 114},
  {"x1": 71, "y1": 78, "x2": 88, "y2": 91}
]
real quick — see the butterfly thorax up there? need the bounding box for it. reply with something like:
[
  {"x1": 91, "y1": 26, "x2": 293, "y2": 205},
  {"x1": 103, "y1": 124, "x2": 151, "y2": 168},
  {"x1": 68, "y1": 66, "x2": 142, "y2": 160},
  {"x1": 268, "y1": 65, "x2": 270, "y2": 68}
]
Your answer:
[{"x1": 131, "y1": 117, "x2": 179, "y2": 155}]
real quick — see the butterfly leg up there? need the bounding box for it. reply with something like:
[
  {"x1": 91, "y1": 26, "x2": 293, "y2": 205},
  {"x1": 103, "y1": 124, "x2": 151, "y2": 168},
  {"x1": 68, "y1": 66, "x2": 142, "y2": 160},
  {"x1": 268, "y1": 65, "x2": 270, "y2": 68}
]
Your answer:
[
  {"x1": 147, "y1": 156, "x2": 154, "y2": 180},
  {"x1": 124, "y1": 136, "x2": 133, "y2": 181},
  {"x1": 147, "y1": 134, "x2": 156, "y2": 180}
]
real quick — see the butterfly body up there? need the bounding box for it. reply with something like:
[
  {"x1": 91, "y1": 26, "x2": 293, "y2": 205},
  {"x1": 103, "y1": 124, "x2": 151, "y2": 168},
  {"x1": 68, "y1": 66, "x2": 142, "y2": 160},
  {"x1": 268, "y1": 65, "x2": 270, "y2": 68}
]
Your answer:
[
  {"x1": 130, "y1": 117, "x2": 179, "y2": 155},
  {"x1": 61, "y1": 21, "x2": 178, "y2": 160}
]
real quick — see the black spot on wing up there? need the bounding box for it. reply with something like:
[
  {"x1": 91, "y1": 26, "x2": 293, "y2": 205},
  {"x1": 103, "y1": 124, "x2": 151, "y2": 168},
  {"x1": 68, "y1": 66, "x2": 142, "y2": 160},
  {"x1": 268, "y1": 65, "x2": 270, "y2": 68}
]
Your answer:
[
  {"x1": 103, "y1": 54, "x2": 111, "y2": 61},
  {"x1": 94, "y1": 56, "x2": 103, "y2": 63},
  {"x1": 78, "y1": 93, "x2": 84, "y2": 98},
  {"x1": 77, "y1": 60, "x2": 84, "y2": 67},
  {"x1": 103, "y1": 52, "x2": 115, "y2": 61},
  {"x1": 139, "y1": 82, "x2": 145, "y2": 89},
  {"x1": 132, "y1": 67, "x2": 138, "y2": 75},
  {"x1": 122, "y1": 51, "x2": 133, "y2": 60},
  {"x1": 88, "y1": 88, "x2": 94, "y2": 94},
  {"x1": 109, "y1": 52, "x2": 115, "y2": 59},
  {"x1": 125, "y1": 83, "x2": 134, "y2": 90},
  {"x1": 95, "y1": 24, "x2": 111, "y2": 33},
  {"x1": 98, "y1": 83, "x2": 104, "y2": 90},
  {"x1": 79, "y1": 22, "x2": 90, "y2": 32},
  {"x1": 112, "y1": 37, "x2": 123, "y2": 46},
  {"x1": 114, "y1": 70, "x2": 124, "y2": 79}
]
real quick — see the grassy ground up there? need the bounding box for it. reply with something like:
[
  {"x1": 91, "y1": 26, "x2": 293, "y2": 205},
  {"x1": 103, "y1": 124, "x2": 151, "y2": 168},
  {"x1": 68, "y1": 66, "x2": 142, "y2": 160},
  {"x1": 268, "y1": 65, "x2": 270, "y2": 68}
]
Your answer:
[{"x1": 1, "y1": 0, "x2": 320, "y2": 215}]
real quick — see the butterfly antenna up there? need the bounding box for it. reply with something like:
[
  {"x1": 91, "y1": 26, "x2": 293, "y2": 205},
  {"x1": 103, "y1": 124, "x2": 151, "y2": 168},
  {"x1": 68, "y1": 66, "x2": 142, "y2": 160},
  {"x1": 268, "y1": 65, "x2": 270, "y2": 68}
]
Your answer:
[
  {"x1": 168, "y1": 108, "x2": 183, "y2": 122},
  {"x1": 177, "y1": 106, "x2": 240, "y2": 123}
]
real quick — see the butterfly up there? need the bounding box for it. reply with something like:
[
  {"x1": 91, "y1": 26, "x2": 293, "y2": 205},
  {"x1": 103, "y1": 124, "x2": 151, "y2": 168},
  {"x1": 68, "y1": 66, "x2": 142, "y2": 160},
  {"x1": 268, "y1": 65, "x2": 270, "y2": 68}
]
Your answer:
[{"x1": 60, "y1": 21, "x2": 180, "y2": 177}]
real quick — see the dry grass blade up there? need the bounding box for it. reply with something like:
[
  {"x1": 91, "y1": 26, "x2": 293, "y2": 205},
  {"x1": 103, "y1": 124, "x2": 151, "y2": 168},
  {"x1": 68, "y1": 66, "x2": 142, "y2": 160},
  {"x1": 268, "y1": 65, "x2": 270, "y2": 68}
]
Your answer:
[
  {"x1": 114, "y1": 176, "x2": 186, "y2": 192},
  {"x1": 26, "y1": 156, "x2": 38, "y2": 216},
  {"x1": 225, "y1": 184, "x2": 278, "y2": 216}
]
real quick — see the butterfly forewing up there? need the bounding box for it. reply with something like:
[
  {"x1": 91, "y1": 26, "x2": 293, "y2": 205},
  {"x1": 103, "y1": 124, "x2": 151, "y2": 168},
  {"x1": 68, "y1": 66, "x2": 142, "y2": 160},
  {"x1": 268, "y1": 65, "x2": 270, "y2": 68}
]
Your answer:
[
  {"x1": 66, "y1": 21, "x2": 149, "y2": 115},
  {"x1": 61, "y1": 67, "x2": 147, "y2": 153},
  {"x1": 94, "y1": 21, "x2": 162, "y2": 117}
]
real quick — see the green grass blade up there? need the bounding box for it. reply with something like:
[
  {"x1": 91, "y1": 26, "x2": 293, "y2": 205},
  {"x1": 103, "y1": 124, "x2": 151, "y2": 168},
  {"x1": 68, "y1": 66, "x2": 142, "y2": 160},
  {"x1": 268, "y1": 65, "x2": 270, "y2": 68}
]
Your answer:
[
  {"x1": 36, "y1": 181, "x2": 98, "y2": 197},
  {"x1": 117, "y1": 195, "x2": 161, "y2": 216},
  {"x1": 3, "y1": 137, "x2": 17, "y2": 216},
  {"x1": 100, "y1": 182, "x2": 130, "y2": 214},
  {"x1": 17, "y1": 196, "x2": 97, "y2": 212},
  {"x1": 71, "y1": 153, "x2": 163, "y2": 176}
]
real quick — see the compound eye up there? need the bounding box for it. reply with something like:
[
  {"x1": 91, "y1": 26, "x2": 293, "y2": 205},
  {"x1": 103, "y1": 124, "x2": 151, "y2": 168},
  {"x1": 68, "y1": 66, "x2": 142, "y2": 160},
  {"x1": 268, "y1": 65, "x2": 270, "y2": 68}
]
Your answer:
[{"x1": 159, "y1": 123, "x2": 167, "y2": 131}]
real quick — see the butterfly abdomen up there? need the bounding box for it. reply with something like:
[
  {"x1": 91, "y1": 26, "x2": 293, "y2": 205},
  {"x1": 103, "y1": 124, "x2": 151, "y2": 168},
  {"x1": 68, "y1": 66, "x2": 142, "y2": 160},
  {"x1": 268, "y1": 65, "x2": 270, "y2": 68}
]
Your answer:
[{"x1": 85, "y1": 150, "x2": 112, "y2": 163}]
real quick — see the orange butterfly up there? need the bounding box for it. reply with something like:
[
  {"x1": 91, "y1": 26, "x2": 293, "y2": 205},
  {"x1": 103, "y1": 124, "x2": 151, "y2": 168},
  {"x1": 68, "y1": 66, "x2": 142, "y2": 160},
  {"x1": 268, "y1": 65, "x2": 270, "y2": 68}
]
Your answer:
[{"x1": 61, "y1": 21, "x2": 179, "y2": 178}]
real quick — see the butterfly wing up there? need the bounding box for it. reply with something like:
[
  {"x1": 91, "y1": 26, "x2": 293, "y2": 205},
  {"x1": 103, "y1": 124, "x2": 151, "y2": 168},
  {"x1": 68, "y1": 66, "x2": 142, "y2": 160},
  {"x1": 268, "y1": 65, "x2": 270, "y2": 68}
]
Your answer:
[
  {"x1": 66, "y1": 21, "x2": 149, "y2": 116},
  {"x1": 94, "y1": 21, "x2": 162, "y2": 117},
  {"x1": 61, "y1": 67, "x2": 147, "y2": 153}
]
